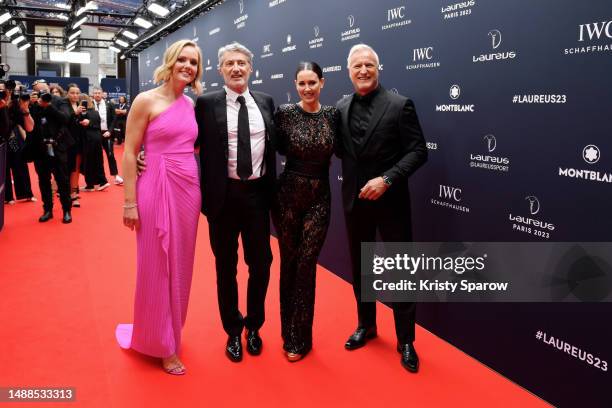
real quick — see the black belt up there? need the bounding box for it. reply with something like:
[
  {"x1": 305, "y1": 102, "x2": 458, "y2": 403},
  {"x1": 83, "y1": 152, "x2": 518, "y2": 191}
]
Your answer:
[{"x1": 285, "y1": 159, "x2": 329, "y2": 179}]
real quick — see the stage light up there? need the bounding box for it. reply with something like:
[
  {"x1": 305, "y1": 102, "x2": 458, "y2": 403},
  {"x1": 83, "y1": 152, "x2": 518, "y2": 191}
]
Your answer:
[
  {"x1": 56, "y1": 14, "x2": 69, "y2": 21},
  {"x1": 121, "y1": 30, "x2": 138, "y2": 40},
  {"x1": 66, "y1": 45, "x2": 76, "y2": 52},
  {"x1": 0, "y1": 12, "x2": 12, "y2": 25},
  {"x1": 67, "y1": 39, "x2": 78, "y2": 49},
  {"x1": 109, "y1": 45, "x2": 121, "y2": 53},
  {"x1": 55, "y1": 2, "x2": 71, "y2": 9},
  {"x1": 73, "y1": 16, "x2": 87, "y2": 29},
  {"x1": 68, "y1": 30, "x2": 82, "y2": 41},
  {"x1": 120, "y1": 55, "x2": 126, "y2": 60},
  {"x1": 18, "y1": 43, "x2": 31, "y2": 51},
  {"x1": 5, "y1": 26, "x2": 20, "y2": 37},
  {"x1": 11, "y1": 35, "x2": 25, "y2": 45},
  {"x1": 134, "y1": 17, "x2": 152, "y2": 29},
  {"x1": 147, "y1": 3, "x2": 170, "y2": 17},
  {"x1": 115, "y1": 39, "x2": 128, "y2": 47}
]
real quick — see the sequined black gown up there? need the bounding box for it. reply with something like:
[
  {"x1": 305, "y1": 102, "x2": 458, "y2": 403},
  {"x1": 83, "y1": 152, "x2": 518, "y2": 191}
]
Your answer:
[{"x1": 272, "y1": 103, "x2": 339, "y2": 355}]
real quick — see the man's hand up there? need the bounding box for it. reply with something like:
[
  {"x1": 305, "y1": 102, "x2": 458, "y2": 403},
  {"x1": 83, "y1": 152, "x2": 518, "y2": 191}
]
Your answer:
[
  {"x1": 79, "y1": 118, "x2": 90, "y2": 127},
  {"x1": 18, "y1": 99, "x2": 29, "y2": 113},
  {"x1": 136, "y1": 151, "x2": 146, "y2": 175},
  {"x1": 102, "y1": 131, "x2": 111, "y2": 138},
  {"x1": 358, "y1": 176, "x2": 389, "y2": 201}
]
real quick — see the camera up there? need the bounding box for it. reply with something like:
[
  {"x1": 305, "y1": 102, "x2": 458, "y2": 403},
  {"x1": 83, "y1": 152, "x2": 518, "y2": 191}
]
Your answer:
[{"x1": 0, "y1": 90, "x2": 6, "y2": 100}]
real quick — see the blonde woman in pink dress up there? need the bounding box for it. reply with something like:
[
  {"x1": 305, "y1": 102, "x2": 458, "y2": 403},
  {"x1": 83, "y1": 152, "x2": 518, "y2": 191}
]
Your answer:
[{"x1": 116, "y1": 39, "x2": 203, "y2": 375}]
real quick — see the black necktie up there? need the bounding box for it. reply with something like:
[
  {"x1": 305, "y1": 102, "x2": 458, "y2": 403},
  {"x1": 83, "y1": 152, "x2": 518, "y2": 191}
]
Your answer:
[
  {"x1": 236, "y1": 95, "x2": 252, "y2": 180},
  {"x1": 95, "y1": 102, "x2": 99, "y2": 111}
]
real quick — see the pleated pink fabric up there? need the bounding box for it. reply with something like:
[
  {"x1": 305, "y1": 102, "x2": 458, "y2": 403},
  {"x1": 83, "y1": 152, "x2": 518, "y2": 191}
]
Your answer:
[{"x1": 116, "y1": 95, "x2": 201, "y2": 358}]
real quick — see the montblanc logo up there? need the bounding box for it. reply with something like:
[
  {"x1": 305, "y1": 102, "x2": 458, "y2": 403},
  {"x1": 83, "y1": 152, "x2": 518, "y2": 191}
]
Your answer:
[
  {"x1": 286, "y1": 92, "x2": 291, "y2": 102},
  {"x1": 564, "y1": 20, "x2": 612, "y2": 55},
  {"x1": 261, "y1": 44, "x2": 273, "y2": 59},
  {"x1": 341, "y1": 15, "x2": 360, "y2": 42},
  {"x1": 310, "y1": 25, "x2": 325, "y2": 49},
  {"x1": 436, "y1": 84, "x2": 475, "y2": 113},
  {"x1": 407, "y1": 46, "x2": 440, "y2": 70},
  {"x1": 234, "y1": 0, "x2": 248, "y2": 29},
  {"x1": 473, "y1": 29, "x2": 517, "y2": 63},
  {"x1": 509, "y1": 195, "x2": 555, "y2": 239},
  {"x1": 469, "y1": 134, "x2": 510, "y2": 172},
  {"x1": 525, "y1": 196, "x2": 540, "y2": 215},
  {"x1": 583, "y1": 144, "x2": 600, "y2": 164},
  {"x1": 450, "y1": 84, "x2": 460, "y2": 100},
  {"x1": 559, "y1": 144, "x2": 611, "y2": 183},
  {"x1": 382, "y1": 5, "x2": 412, "y2": 31},
  {"x1": 205, "y1": 58, "x2": 212, "y2": 71},
  {"x1": 209, "y1": 27, "x2": 220, "y2": 36},
  {"x1": 252, "y1": 69, "x2": 263, "y2": 85},
  {"x1": 431, "y1": 184, "x2": 470, "y2": 213},
  {"x1": 282, "y1": 34, "x2": 296, "y2": 53},
  {"x1": 441, "y1": 0, "x2": 476, "y2": 20},
  {"x1": 193, "y1": 26, "x2": 198, "y2": 42}
]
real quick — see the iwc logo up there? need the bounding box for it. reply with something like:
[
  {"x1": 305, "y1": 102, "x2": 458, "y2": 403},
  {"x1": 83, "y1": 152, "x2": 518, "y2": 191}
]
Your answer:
[
  {"x1": 407, "y1": 46, "x2": 440, "y2": 70},
  {"x1": 431, "y1": 184, "x2": 470, "y2": 213},
  {"x1": 382, "y1": 5, "x2": 412, "y2": 31}
]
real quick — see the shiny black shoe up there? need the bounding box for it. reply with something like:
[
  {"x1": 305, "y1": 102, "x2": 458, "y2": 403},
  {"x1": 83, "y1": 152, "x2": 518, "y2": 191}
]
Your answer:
[
  {"x1": 62, "y1": 211, "x2": 72, "y2": 224},
  {"x1": 397, "y1": 343, "x2": 419, "y2": 373},
  {"x1": 38, "y1": 211, "x2": 53, "y2": 222},
  {"x1": 245, "y1": 329, "x2": 262, "y2": 356},
  {"x1": 226, "y1": 335, "x2": 242, "y2": 362},
  {"x1": 344, "y1": 326, "x2": 377, "y2": 350}
]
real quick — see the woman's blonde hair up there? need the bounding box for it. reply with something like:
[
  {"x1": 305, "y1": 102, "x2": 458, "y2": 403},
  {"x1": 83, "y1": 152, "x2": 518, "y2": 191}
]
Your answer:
[
  {"x1": 79, "y1": 94, "x2": 94, "y2": 109},
  {"x1": 153, "y1": 39, "x2": 203, "y2": 95}
]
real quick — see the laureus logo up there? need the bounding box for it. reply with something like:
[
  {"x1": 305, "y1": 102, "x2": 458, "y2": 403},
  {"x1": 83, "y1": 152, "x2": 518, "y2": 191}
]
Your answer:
[
  {"x1": 115, "y1": 86, "x2": 121, "y2": 93},
  {"x1": 449, "y1": 84, "x2": 460, "y2": 100},
  {"x1": 348, "y1": 15, "x2": 355, "y2": 28},
  {"x1": 314, "y1": 26, "x2": 320, "y2": 37},
  {"x1": 525, "y1": 196, "x2": 540, "y2": 215},
  {"x1": 239, "y1": 0, "x2": 244, "y2": 14},
  {"x1": 483, "y1": 134, "x2": 496, "y2": 152},
  {"x1": 583, "y1": 145, "x2": 600, "y2": 164},
  {"x1": 287, "y1": 34, "x2": 292, "y2": 45},
  {"x1": 488, "y1": 29, "x2": 502, "y2": 49}
]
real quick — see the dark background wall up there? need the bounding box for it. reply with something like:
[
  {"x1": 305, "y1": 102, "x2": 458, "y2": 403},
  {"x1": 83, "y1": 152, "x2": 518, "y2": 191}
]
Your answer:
[{"x1": 136, "y1": 1, "x2": 612, "y2": 406}]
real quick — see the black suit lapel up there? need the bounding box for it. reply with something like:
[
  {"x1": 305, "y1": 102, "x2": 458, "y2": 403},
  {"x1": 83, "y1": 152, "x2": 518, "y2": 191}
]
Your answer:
[
  {"x1": 250, "y1": 91, "x2": 271, "y2": 131},
  {"x1": 214, "y1": 90, "x2": 228, "y2": 154},
  {"x1": 340, "y1": 95, "x2": 357, "y2": 158},
  {"x1": 358, "y1": 90, "x2": 390, "y2": 154}
]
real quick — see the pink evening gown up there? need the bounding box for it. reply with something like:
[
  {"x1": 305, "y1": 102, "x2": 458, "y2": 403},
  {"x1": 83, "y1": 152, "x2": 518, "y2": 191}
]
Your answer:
[{"x1": 116, "y1": 95, "x2": 201, "y2": 358}]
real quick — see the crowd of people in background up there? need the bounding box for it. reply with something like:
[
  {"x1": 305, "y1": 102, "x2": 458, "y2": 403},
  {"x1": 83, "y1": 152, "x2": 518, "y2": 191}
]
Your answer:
[{"x1": 0, "y1": 78, "x2": 130, "y2": 222}]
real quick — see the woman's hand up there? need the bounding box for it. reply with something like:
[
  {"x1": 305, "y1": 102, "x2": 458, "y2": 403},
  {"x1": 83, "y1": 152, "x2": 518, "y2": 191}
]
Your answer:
[
  {"x1": 79, "y1": 118, "x2": 90, "y2": 127},
  {"x1": 123, "y1": 207, "x2": 140, "y2": 231}
]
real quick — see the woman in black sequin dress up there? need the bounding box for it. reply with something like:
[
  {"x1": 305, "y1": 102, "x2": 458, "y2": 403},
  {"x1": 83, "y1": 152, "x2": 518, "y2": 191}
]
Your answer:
[{"x1": 272, "y1": 62, "x2": 339, "y2": 362}]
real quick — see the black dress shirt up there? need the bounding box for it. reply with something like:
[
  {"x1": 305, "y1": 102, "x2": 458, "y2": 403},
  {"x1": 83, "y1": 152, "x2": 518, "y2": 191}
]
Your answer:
[{"x1": 348, "y1": 85, "x2": 382, "y2": 149}]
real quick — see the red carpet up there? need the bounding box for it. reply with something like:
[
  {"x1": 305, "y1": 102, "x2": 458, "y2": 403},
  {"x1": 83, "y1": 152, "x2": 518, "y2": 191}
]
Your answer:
[{"x1": 0, "y1": 149, "x2": 551, "y2": 407}]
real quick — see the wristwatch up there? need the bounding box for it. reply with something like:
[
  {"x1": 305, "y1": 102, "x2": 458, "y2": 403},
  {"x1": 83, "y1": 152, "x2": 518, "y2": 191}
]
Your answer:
[{"x1": 382, "y1": 175, "x2": 392, "y2": 186}]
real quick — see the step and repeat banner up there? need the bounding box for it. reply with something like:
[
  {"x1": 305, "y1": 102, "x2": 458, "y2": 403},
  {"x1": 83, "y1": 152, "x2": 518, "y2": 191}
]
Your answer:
[{"x1": 137, "y1": 1, "x2": 611, "y2": 406}]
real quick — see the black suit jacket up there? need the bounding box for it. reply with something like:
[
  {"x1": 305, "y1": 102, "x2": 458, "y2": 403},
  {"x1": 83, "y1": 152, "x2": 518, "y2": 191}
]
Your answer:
[
  {"x1": 336, "y1": 87, "x2": 427, "y2": 212},
  {"x1": 195, "y1": 89, "x2": 277, "y2": 220},
  {"x1": 28, "y1": 95, "x2": 73, "y2": 161}
]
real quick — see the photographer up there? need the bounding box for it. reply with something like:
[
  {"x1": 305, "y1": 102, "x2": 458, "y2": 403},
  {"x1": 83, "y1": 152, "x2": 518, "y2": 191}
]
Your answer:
[
  {"x1": 29, "y1": 79, "x2": 74, "y2": 223},
  {"x1": 1, "y1": 80, "x2": 35, "y2": 205}
]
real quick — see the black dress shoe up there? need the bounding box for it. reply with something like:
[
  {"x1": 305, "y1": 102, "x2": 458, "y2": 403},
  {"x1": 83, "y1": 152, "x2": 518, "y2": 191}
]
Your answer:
[
  {"x1": 344, "y1": 326, "x2": 377, "y2": 350},
  {"x1": 62, "y1": 211, "x2": 72, "y2": 224},
  {"x1": 245, "y1": 329, "x2": 262, "y2": 356},
  {"x1": 226, "y1": 335, "x2": 242, "y2": 362},
  {"x1": 397, "y1": 343, "x2": 419, "y2": 373},
  {"x1": 38, "y1": 211, "x2": 53, "y2": 222}
]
